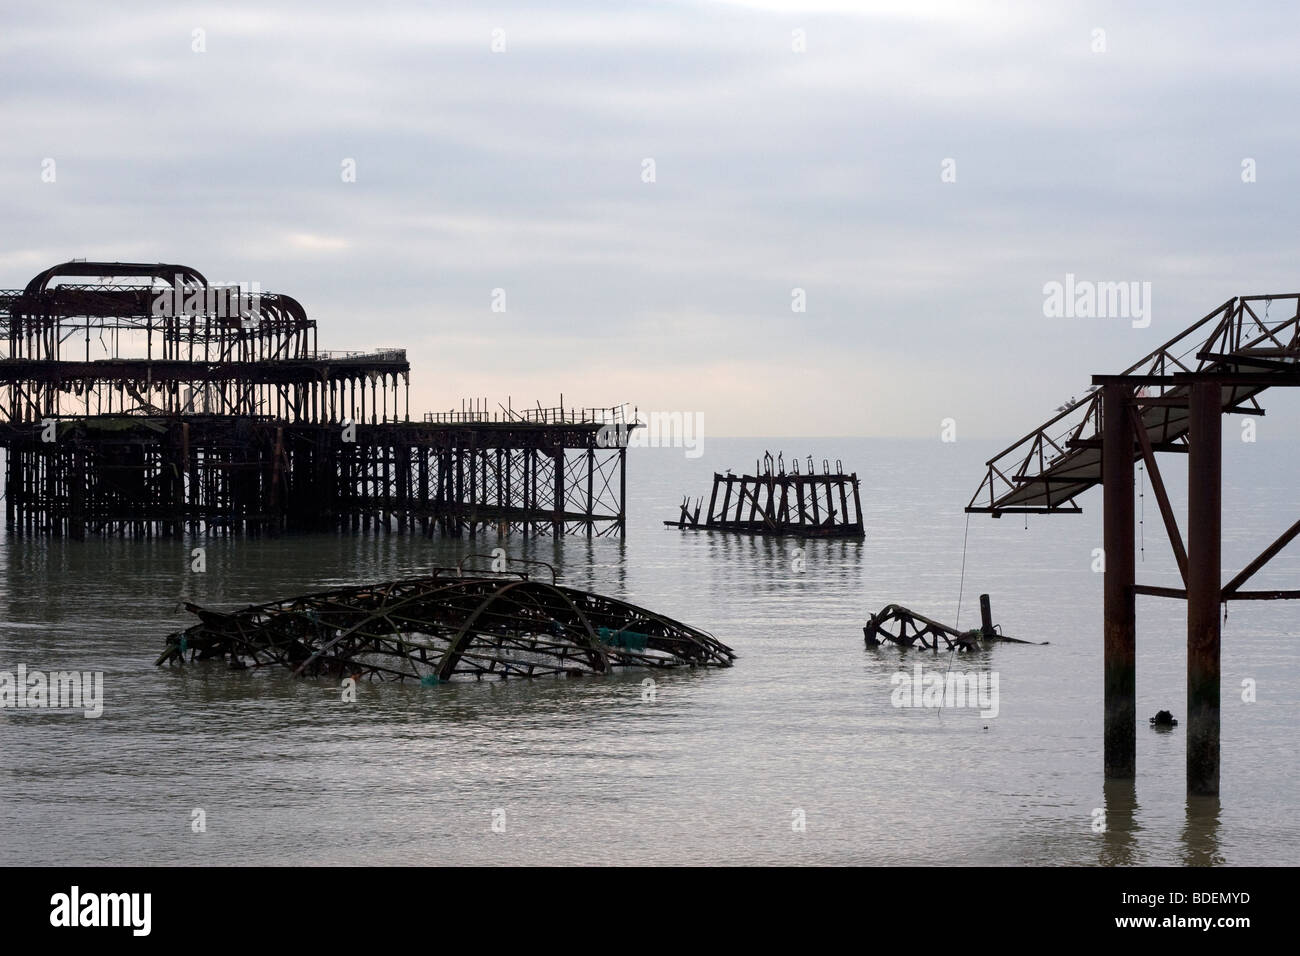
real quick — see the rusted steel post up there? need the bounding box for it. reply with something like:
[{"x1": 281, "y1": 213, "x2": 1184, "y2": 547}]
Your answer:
[
  {"x1": 718, "y1": 475, "x2": 732, "y2": 528},
  {"x1": 1186, "y1": 381, "x2": 1221, "y2": 796},
  {"x1": 68, "y1": 447, "x2": 84, "y2": 541},
  {"x1": 979, "y1": 593, "x2": 994, "y2": 638},
  {"x1": 5, "y1": 449, "x2": 13, "y2": 529},
  {"x1": 467, "y1": 441, "x2": 478, "y2": 538},
  {"x1": 706, "y1": 474, "x2": 720, "y2": 524},
  {"x1": 586, "y1": 442, "x2": 595, "y2": 537},
  {"x1": 1102, "y1": 383, "x2": 1136, "y2": 779},
  {"x1": 618, "y1": 444, "x2": 626, "y2": 535},
  {"x1": 553, "y1": 448, "x2": 565, "y2": 536}
]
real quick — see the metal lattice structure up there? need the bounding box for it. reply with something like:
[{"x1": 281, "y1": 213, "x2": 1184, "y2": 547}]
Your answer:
[
  {"x1": 1, "y1": 261, "x2": 632, "y2": 537},
  {"x1": 968, "y1": 295, "x2": 1297, "y2": 515},
  {"x1": 863, "y1": 605, "x2": 983, "y2": 651},
  {"x1": 966, "y1": 293, "x2": 1300, "y2": 795},
  {"x1": 863, "y1": 595, "x2": 1035, "y2": 651},
  {"x1": 156, "y1": 566, "x2": 736, "y2": 681}
]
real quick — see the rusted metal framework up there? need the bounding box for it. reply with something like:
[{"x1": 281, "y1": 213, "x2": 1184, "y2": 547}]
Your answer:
[
  {"x1": 863, "y1": 595, "x2": 1035, "y2": 651},
  {"x1": 156, "y1": 564, "x2": 736, "y2": 680},
  {"x1": 336, "y1": 413, "x2": 632, "y2": 537},
  {"x1": 665, "y1": 451, "x2": 864, "y2": 538},
  {"x1": 967, "y1": 294, "x2": 1300, "y2": 795},
  {"x1": 1, "y1": 262, "x2": 631, "y2": 537},
  {"x1": 864, "y1": 605, "x2": 984, "y2": 651}
]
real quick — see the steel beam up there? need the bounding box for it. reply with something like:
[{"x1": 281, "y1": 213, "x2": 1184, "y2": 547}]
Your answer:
[
  {"x1": 1103, "y1": 383, "x2": 1136, "y2": 779},
  {"x1": 1221, "y1": 515, "x2": 1300, "y2": 597},
  {"x1": 1130, "y1": 405, "x2": 1188, "y2": 584},
  {"x1": 1186, "y1": 382, "x2": 1222, "y2": 796}
]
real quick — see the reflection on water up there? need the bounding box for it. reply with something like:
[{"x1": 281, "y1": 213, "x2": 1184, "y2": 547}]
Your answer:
[
  {"x1": 1100, "y1": 780, "x2": 1141, "y2": 867},
  {"x1": 1181, "y1": 796, "x2": 1225, "y2": 867},
  {"x1": 0, "y1": 438, "x2": 1296, "y2": 864}
]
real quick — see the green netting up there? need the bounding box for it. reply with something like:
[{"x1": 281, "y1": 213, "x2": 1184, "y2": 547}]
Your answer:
[
  {"x1": 67, "y1": 417, "x2": 167, "y2": 434},
  {"x1": 598, "y1": 626, "x2": 648, "y2": 651}
]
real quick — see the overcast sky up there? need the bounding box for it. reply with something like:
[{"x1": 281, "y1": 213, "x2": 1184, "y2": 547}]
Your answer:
[{"x1": 4, "y1": 0, "x2": 1300, "y2": 437}]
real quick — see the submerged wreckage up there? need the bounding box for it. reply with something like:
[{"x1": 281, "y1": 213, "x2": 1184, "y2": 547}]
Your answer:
[
  {"x1": 863, "y1": 595, "x2": 1042, "y2": 651},
  {"x1": 666, "y1": 452, "x2": 864, "y2": 539},
  {"x1": 157, "y1": 563, "x2": 735, "y2": 681}
]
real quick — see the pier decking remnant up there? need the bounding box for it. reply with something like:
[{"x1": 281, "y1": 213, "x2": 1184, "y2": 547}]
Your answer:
[{"x1": 666, "y1": 451, "x2": 864, "y2": 538}]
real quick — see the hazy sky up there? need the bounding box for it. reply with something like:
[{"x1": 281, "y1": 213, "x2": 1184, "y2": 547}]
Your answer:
[{"x1": 4, "y1": 0, "x2": 1300, "y2": 437}]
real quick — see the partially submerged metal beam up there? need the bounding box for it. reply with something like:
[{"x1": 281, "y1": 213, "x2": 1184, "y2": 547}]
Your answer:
[
  {"x1": 1186, "y1": 382, "x2": 1222, "y2": 796},
  {"x1": 862, "y1": 596, "x2": 1040, "y2": 651},
  {"x1": 1102, "y1": 384, "x2": 1136, "y2": 780}
]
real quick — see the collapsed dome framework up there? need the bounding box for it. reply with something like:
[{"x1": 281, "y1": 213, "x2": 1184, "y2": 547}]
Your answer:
[{"x1": 158, "y1": 568, "x2": 736, "y2": 681}]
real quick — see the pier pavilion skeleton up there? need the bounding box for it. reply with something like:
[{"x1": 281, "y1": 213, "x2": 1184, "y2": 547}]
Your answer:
[
  {"x1": 0, "y1": 261, "x2": 631, "y2": 538},
  {"x1": 967, "y1": 294, "x2": 1300, "y2": 795},
  {"x1": 157, "y1": 564, "x2": 736, "y2": 681}
]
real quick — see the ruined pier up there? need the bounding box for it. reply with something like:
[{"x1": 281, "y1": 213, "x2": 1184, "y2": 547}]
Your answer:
[
  {"x1": 666, "y1": 451, "x2": 864, "y2": 538},
  {"x1": 157, "y1": 564, "x2": 736, "y2": 681},
  {"x1": 968, "y1": 293, "x2": 1300, "y2": 795},
  {"x1": 0, "y1": 261, "x2": 630, "y2": 537}
]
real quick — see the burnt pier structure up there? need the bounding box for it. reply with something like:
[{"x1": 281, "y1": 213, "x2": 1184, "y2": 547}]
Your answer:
[
  {"x1": 666, "y1": 451, "x2": 864, "y2": 538},
  {"x1": 157, "y1": 563, "x2": 736, "y2": 682},
  {"x1": 1, "y1": 261, "x2": 630, "y2": 538},
  {"x1": 969, "y1": 294, "x2": 1300, "y2": 795},
  {"x1": 863, "y1": 595, "x2": 1036, "y2": 651}
]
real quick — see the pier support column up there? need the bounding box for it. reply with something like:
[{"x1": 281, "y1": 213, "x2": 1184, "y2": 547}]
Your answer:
[
  {"x1": 618, "y1": 445, "x2": 626, "y2": 535},
  {"x1": 1186, "y1": 382, "x2": 1221, "y2": 796},
  {"x1": 553, "y1": 448, "x2": 565, "y2": 536},
  {"x1": 1102, "y1": 383, "x2": 1136, "y2": 779}
]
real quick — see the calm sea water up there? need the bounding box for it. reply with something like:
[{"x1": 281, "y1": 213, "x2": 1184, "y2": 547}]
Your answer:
[{"x1": 1, "y1": 437, "x2": 1297, "y2": 865}]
